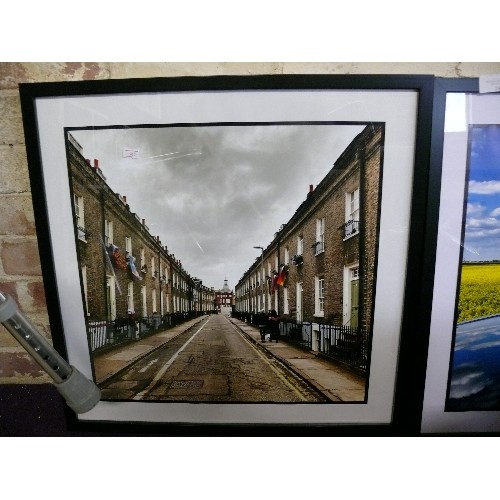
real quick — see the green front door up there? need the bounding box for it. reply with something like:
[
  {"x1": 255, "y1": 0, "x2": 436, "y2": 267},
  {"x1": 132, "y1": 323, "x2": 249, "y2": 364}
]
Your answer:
[{"x1": 350, "y1": 278, "x2": 359, "y2": 328}]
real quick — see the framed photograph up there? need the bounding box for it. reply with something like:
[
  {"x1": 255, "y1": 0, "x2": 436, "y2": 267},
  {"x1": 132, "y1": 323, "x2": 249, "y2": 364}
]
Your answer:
[
  {"x1": 421, "y1": 77, "x2": 500, "y2": 433},
  {"x1": 19, "y1": 75, "x2": 433, "y2": 431}
]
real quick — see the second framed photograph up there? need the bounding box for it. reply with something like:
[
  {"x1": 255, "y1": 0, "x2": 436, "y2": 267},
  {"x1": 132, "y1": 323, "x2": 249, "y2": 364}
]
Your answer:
[
  {"x1": 421, "y1": 78, "x2": 500, "y2": 433},
  {"x1": 19, "y1": 75, "x2": 433, "y2": 431}
]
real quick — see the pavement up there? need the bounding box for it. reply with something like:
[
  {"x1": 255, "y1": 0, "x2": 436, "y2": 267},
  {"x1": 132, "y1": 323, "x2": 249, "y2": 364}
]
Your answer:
[
  {"x1": 92, "y1": 314, "x2": 366, "y2": 402},
  {"x1": 228, "y1": 316, "x2": 366, "y2": 402}
]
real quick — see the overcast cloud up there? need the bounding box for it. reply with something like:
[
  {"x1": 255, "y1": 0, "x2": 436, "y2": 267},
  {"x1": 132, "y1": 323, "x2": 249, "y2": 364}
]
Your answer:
[{"x1": 71, "y1": 124, "x2": 364, "y2": 290}]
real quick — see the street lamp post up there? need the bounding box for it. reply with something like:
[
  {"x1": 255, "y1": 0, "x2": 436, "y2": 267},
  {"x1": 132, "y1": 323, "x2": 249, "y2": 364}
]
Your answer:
[{"x1": 253, "y1": 245, "x2": 264, "y2": 312}]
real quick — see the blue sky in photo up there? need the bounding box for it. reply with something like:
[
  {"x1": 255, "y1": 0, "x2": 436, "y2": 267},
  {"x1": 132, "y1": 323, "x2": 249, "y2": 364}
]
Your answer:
[{"x1": 463, "y1": 125, "x2": 500, "y2": 261}]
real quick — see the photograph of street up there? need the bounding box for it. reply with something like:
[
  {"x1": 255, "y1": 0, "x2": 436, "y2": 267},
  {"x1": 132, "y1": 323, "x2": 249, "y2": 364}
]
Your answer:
[{"x1": 65, "y1": 121, "x2": 383, "y2": 403}]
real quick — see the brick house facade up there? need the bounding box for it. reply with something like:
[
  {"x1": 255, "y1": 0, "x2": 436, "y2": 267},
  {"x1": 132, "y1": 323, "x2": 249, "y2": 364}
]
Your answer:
[
  {"x1": 214, "y1": 279, "x2": 234, "y2": 312},
  {"x1": 234, "y1": 124, "x2": 383, "y2": 334},
  {"x1": 66, "y1": 134, "x2": 215, "y2": 325}
]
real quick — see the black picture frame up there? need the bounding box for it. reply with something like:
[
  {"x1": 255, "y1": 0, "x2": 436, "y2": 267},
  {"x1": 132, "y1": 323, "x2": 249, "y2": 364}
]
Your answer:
[
  {"x1": 19, "y1": 74, "x2": 434, "y2": 434},
  {"x1": 420, "y1": 77, "x2": 500, "y2": 434}
]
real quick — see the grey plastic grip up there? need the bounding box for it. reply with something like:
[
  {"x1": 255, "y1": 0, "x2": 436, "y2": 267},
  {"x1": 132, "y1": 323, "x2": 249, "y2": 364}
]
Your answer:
[
  {"x1": 55, "y1": 366, "x2": 101, "y2": 414},
  {"x1": 0, "y1": 293, "x2": 17, "y2": 322},
  {"x1": 0, "y1": 291, "x2": 101, "y2": 414}
]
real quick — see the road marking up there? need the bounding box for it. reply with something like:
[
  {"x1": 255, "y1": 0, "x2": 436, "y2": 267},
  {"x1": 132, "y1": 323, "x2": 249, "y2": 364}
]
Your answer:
[
  {"x1": 138, "y1": 358, "x2": 158, "y2": 373},
  {"x1": 133, "y1": 316, "x2": 212, "y2": 400},
  {"x1": 224, "y1": 316, "x2": 308, "y2": 401}
]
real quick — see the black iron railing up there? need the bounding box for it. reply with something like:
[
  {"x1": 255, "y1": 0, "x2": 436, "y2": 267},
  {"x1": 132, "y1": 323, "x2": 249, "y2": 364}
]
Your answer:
[
  {"x1": 231, "y1": 311, "x2": 368, "y2": 372},
  {"x1": 87, "y1": 310, "x2": 211, "y2": 352},
  {"x1": 315, "y1": 322, "x2": 368, "y2": 371},
  {"x1": 279, "y1": 319, "x2": 312, "y2": 351},
  {"x1": 339, "y1": 219, "x2": 359, "y2": 239}
]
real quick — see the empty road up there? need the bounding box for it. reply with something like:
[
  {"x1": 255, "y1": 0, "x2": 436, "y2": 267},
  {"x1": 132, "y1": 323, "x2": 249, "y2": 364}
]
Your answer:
[{"x1": 99, "y1": 314, "x2": 327, "y2": 402}]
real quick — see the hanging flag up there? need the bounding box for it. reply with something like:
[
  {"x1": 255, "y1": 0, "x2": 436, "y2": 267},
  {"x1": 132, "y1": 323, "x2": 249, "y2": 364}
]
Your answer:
[
  {"x1": 100, "y1": 236, "x2": 122, "y2": 296},
  {"x1": 271, "y1": 272, "x2": 278, "y2": 294},
  {"x1": 276, "y1": 265, "x2": 288, "y2": 286},
  {"x1": 107, "y1": 244, "x2": 127, "y2": 270},
  {"x1": 127, "y1": 255, "x2": 142, "y2": 280}
]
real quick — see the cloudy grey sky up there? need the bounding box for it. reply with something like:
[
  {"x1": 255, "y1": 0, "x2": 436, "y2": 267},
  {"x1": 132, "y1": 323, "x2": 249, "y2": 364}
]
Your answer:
[{"x1": 70, "y1": 123, "x2": 364, "y2": 290}]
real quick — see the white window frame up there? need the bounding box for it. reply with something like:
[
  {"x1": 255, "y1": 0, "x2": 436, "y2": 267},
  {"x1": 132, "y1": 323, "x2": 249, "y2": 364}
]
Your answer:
[
  {"x1": 127, "y1": 282, "x2": 134, "y2": 312},
  {"x1": 284, "y1": 247, "x2": 290, "y2": 265},
  {"x1": 125, "y1": 236, "x2": 132, "y2": 256},
  {"x1": 152, "y1": 290, "x2": 157, "y2": 314},
  {"x1": 165, "y1": 287, "x2": 170, "y2": 313},
  {"x1": 141, "y1": 285, "x2": 147, "y2": 316},
  {"x1": 106, "y1": 274, "x2": 117, "y2": 321},
  {"x1": 344, "y1": 188, "x2": 360, "y2": 240},
  {"x1": 296, "y1": 282, "x2": 303, "y2": 323},
  {"x1": 348, "y1": 188, "x2": 360, "y2": 220},
  {"x1": 74, "y1": 194, "x2": 86, "y2": 241},
  {"x1": 351, "y1": 267, "x2": 360, "y2": 280},
  {"x1": 314, "y1": 276, "x2": 325, "y2": 317},
  {"x1": 283, "y1": 286, "x2": 289, "y2": 314},
  {"x1": 104, "y1": 219, "x2": 113, "y2": 246},
  {"x1": 297, "y1": 235, "x2": 304, "y2": 256},
  {"x1": 315, "y1": 217, "x2": 325, "y2": 255}
]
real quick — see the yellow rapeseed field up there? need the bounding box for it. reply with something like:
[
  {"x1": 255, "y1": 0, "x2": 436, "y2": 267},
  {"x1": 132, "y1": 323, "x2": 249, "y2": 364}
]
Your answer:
[{"x1": 457, "y1": 263, "x2": 500, "y2": 323}]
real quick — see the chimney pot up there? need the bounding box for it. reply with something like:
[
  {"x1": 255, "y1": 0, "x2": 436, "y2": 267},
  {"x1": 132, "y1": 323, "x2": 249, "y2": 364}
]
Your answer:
[{"x1": 94, "y1": 159, "x2": 99, "y2": 169}]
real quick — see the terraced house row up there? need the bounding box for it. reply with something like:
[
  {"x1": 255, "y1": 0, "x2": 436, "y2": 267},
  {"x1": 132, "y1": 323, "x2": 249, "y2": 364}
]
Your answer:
[
  {"x1": 66, "y1": 133, "x2": 216, "y2": 339},
  {"x1": 233, "y1": 124, "x2": 383, "y2": 368}
]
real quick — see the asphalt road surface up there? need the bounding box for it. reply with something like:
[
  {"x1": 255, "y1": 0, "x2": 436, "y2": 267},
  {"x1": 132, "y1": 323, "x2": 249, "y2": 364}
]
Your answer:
[{"x1": 99, "y1": 314, "x2": 326, "y2": 402}]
